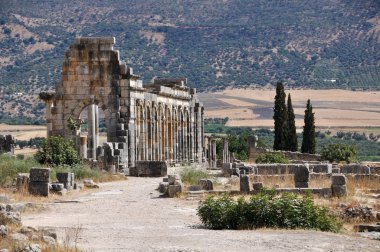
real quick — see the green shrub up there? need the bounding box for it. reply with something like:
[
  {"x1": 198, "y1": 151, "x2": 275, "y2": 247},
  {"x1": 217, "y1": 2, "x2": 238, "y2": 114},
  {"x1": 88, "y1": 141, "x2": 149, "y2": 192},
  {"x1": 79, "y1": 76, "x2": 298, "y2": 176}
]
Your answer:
[
  {"x1": 180, "y1": 167, "x2": 208, "y2": 185},
  {"x1": 197, "y1": 190, "x2": 341, "y2": 232},
  {"x1": 35, "y1": 136, "x2": 80, "y2": 166},
  {"x1": 321, "y1": 143, "x2": 356, "y2": 163},
  {"x1": 0, "y1": 154, "x2": 38, "y2": 186},
  {"x1": 256, "y1": 152, "x2": 289, "y2": 164}
]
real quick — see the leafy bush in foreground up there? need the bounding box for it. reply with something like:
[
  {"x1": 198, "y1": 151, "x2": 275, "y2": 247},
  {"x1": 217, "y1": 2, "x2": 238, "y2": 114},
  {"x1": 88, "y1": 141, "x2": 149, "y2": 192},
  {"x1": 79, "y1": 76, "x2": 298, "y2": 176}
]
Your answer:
[
  {"x1": 197, "y1": 190, "x2": 341, "y2": 232},
  {"x1": 35, "y1": 136, "x2": 80, "y2": 166},
  {"x1": 256, "y1": 152, "x2": 290, "y2": 164}
]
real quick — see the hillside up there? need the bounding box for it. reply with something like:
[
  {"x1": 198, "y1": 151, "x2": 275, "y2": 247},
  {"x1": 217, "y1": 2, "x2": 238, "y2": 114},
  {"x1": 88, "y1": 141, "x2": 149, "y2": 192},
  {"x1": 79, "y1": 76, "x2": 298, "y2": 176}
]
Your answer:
[{"x1": 0, "y1": 0, "x2": 379, "y2": 122}]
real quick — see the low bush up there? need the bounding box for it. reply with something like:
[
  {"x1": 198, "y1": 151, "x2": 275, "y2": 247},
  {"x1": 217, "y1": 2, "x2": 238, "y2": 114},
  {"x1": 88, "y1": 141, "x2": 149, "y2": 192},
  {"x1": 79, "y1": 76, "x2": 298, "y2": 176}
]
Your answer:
[
  {"x1": 197, "y1": 189, "x2": 341, "y2": 232},
  {"x1": 256, "y1": 152, "x2": 289, "y2": 164},
  {"x1": 35, "y1": 136, "x2": 80, "y2": 166},
  {"x1": 180, "y1": 167, "x2": 208, "y2": 185}
]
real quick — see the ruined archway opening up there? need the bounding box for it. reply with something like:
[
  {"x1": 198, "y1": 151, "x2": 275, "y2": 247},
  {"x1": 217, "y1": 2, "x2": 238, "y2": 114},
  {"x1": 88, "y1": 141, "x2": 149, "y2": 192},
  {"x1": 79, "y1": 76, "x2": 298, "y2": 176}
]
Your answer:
[{"x1": 78, "y1": 104, "x2": 108, "y2": 160}]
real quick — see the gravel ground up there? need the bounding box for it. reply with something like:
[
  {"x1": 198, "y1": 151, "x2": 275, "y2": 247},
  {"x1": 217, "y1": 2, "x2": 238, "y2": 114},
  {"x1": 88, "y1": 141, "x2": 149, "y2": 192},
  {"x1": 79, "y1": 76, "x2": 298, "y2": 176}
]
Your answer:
[{"x1": 23, "y1": 177, "x2": 380, "y2": 252}]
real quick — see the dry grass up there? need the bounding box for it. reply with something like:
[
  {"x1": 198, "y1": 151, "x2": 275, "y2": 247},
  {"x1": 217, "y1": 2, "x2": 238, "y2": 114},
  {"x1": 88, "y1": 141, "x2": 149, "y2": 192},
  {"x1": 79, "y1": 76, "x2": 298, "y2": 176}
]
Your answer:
[{"x1": 250, "y1": 174, "x2": 295, "y2": 188}]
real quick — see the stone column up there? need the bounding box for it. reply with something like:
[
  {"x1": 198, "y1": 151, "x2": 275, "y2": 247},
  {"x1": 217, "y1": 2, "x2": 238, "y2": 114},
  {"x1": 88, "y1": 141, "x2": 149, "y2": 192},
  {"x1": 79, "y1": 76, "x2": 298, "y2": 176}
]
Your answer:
[
  {"x1": 80, "y1": 136, "x2": 87, "y2": 159},
  {"x1": 95, "y1": 105, "x2": 99, "y2": 148},
  {"x1": 173, "y1": 113, "x2": 177, "y2": 163},
  {"x1": 150, "y1": 110, "x2": 156, "y2": 160},
  {"x1": 201, "y1": 108, "x2": 205, "y2": 162},
  {"x1": 190, "y1": 109, "x2": 195, "y2": 162},
  {"x1": 87, "y1": 104, "x2": 96, "y2": 160},
  {"x1": 183, "y1": 113, "x2": 188, "y2": 162},
  {"x1": 213, "y1": 140, "x2": 217, "y2": 168}
]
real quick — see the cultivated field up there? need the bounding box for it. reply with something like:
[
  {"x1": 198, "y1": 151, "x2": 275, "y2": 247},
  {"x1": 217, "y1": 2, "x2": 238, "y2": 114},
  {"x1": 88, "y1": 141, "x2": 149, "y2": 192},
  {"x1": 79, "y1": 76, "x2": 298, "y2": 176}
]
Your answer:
[
  {"x1": 199, "y1": 88, "x2": 380, "y2": 133},
  {"x1": 1, "y1": 89, "x2": 379, "y2": 147}
]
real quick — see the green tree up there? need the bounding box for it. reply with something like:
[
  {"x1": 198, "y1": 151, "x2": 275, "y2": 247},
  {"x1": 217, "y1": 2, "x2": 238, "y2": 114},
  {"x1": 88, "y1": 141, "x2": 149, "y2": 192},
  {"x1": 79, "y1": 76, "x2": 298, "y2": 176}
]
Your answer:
[
  {"x1": 321, "y1": 143, "x2": 356, "y2": 163},
  {"x1": 301, "y1": 99, "x2": 316, "y2": 154},
  {"x1": 286, "y1": 94, "x2": 298, "y2": 151},
  {"x1": 273, "y1": 82, "x2": 288, "y2": 150},
  {"x1": 35, "y1": 136, "x2": 80, "y2": 166}
]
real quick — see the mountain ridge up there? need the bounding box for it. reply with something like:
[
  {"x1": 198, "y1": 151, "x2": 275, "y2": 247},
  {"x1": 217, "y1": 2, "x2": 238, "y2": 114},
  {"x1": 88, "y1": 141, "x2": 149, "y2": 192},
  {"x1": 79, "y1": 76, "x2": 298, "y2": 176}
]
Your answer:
[{"x1": 0, "y1": 0, "x2": 379, "y2": 121}]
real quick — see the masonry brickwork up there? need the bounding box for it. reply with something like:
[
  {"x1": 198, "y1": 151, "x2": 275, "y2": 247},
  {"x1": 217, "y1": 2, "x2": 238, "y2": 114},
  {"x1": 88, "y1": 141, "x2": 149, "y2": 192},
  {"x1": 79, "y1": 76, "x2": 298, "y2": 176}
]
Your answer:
[{"x1": 40, "y1": 37, "x2": 205, "y2": 171}]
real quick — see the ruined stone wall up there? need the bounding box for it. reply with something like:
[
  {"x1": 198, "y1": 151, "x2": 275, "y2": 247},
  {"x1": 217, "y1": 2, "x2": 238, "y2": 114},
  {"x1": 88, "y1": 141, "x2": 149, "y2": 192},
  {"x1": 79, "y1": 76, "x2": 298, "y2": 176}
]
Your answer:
[
  {"x1": 40, "y1": 37, "x2": 205, "y2": 172},
  {"x1": 0, "y1": 135, "x2": 15, "y2": 154}
]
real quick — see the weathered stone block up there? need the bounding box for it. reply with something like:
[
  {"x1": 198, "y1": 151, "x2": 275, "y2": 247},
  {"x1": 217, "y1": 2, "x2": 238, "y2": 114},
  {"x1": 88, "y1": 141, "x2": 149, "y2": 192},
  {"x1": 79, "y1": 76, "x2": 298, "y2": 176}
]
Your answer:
[
  {"x1": 332, "y1": 167, "x2": 341, "y2": 174},
  {"x1": 331, "y1": 174, "x2": 347, "y2": 185},
  {"x1": 310, "y1": 164, "x2": 332, "y2": 173},
  {"x1": 134, "y1": 161, "x2": 167, "y2": 177},
  {"x1": 341, "y1": 164, "x2": 370, "y2": 174},
  {"x1": 29, "y1": 168, "x2": 50, "y2": 182},
  {"x1": 168, "y1": 175, "x2": 178, "y2": 185},
  {"x1": 28, "y1": 182, "x2": 49, "y2": 197},
  {"x1": 355, "y1": 224, "x2": 380, "y2": 232},
  {"x1": 168, "y1": 185, "x2": 182, "y2": 198},
  {"x1": 16, "y1": 173, "x2": 29, "y2": 192},
  {"x1": 294, "y1": 165, "x2": 309, "y2": 182},
  {"x1": 331, "y1": 185, "x2": 347, "y2": 197},
  {"x1": 199, "y1": 179, "x2": 213, "y2": 191},
  {"x1": 222, "y1": 163, "x2": 233, "y2": 177},
  {"x1": 240, "y1": 175, "x2": 250, "y2": 193},
  {"x1": 295, "y1": 182, "x2": 309, "y2": 188},
  {"x1": 56, "y1": 172, "x2": 72, "y2": 183},
  {"x1": 51, "y1": 183, "x2": 64, "y2": 192},
  {"x1": 158, "y1": 182, "x2": 169, "y2": 194},
  {"x1": 188, "y1": 185, "x2": 202, "y2": 191}
]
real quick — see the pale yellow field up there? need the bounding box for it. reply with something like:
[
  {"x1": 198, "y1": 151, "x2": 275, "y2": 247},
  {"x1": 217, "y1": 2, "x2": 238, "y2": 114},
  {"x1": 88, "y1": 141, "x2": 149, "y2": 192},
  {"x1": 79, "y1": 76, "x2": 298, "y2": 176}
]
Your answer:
[
  {"x1": 0, "y1": 124, "x2": 46, "y2": 141},
  {"x1": 217, "y1": 88, "x2": 380, "y2": 103},
  {"x1": 200, "y1": 88, "x2": 380, "y2": 130},
  {"x1": 1, "y1": 88, "x2": 379, "y2": 143}
]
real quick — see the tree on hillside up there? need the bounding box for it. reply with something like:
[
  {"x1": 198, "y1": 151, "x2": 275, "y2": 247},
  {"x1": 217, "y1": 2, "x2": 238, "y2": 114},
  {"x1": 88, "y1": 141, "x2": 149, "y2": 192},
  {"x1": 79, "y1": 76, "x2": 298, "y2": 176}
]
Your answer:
[
  {"x1": 286, "y1": 94, "x2": 298, "y2": 151},
  {"x1": 273, "y1": 82, "x2": 288, "y2": 150},
  {"x1": 301, "y1": 99, "x2": 316, "y2": 154}
]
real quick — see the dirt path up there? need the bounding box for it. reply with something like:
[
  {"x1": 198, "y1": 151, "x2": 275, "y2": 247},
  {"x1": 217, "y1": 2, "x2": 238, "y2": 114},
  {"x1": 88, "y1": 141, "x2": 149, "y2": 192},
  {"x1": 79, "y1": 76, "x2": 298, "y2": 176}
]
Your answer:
[{"x1": 23, "y1": 177, "x2": 379, "y2": 252}]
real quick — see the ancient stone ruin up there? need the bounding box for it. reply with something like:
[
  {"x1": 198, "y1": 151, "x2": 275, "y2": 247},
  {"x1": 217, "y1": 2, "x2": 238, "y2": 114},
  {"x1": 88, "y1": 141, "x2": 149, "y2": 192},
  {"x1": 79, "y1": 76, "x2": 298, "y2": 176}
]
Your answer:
[
  {"x1": 0, "y1": 135, "x2": 15, "y2": 154},
  {"x1": 40, "y1": 37, "x2": 205, "y2": 174}
]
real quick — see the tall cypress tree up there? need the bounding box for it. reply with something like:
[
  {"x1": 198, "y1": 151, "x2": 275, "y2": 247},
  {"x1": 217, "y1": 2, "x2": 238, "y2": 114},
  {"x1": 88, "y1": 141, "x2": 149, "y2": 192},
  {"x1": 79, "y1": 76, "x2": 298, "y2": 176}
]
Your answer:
[
  {"x1": 286, "y1": 94, "x2": 298, "y2": 151},
  {"x1": 301, "y1": 99, "x2": 316, "y2": 154},
  {"x1": 273, "y1": 82, "x2": 288, "y2": 150}
]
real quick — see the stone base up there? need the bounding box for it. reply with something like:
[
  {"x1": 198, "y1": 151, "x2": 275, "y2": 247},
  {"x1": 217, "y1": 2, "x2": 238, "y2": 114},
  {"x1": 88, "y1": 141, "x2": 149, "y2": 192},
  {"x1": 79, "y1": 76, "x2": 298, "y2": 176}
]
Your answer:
[
  {"x1": 240, "y1": 175, "x2": 250, "y2": 193},
  {"x1": 28, "y1": 182, "x2": 49, "y2": 197},
  {"x1": 131, "y1": 161, "x2": 168, "y2": 177},
  {"x1": 332, "y1": 185, "x2": 347, "y2": 197},
  {"x1": 199, "y1": 179, "x2": 213, "y2": 191},
  {"x1": 168, "y1": 185, "x2": 182, "y2": 197}
]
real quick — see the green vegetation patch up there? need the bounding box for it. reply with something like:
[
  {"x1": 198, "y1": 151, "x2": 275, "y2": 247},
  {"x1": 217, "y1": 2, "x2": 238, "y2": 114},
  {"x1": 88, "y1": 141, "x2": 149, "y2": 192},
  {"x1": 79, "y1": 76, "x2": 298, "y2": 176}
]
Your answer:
[
  {"x1": 197, "y1": 190, "x2": 341, "y2": 232},
  {"x1": 256, "y1": 152, "x2": 290, "y2": 164},
  {"x1": 0, "y1": 154, "x2": 38, "y2": 186},
  {"x1": 180, "y1": 167, "x2": 208, "y2": 185}
]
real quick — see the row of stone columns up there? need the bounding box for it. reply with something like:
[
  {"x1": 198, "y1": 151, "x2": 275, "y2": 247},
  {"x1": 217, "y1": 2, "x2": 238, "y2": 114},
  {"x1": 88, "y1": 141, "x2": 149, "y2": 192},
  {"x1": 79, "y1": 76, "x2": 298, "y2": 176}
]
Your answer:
[
  {"x1": 206, "y1": 137, "x2": 231, "y2": 168},
  {"x1": 135, "y1": 103, "x2": 203, "y2": 164}
]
